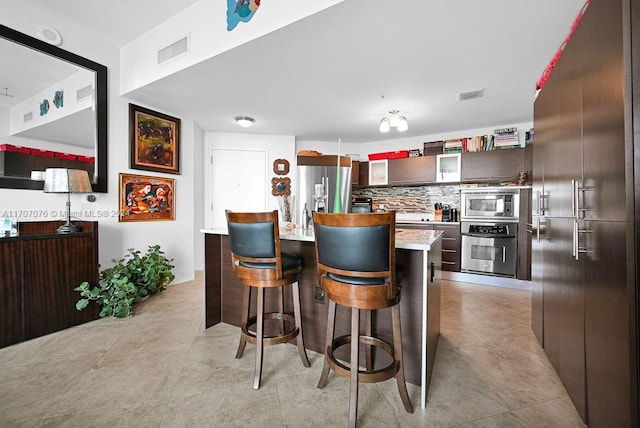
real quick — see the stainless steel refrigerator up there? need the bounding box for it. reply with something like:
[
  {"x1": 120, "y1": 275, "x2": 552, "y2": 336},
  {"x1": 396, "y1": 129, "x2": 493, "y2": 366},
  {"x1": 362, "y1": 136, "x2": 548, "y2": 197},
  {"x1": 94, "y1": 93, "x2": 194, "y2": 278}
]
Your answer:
[{"x1": 296, "y1": 155, "x2": 352, "y2": 227}]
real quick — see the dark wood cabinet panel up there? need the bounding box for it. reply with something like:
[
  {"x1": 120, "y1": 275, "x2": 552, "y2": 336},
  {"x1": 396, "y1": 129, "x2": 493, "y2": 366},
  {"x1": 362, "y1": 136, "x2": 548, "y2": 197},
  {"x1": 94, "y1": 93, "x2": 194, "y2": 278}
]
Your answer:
[
  {"x1": 351, "y1": 161, "x2": 360, "y2": 186},
  {"x1": 23, "y1": 235, "x2": 98, "y2": 339},
  {"x1": 531, "y1": 0, "x2": 638, "y2": 424},
  {"x1": 357, "y1": 161, "x2": 369, "y2": 187},
  {"x1": 397, "y1": 223, "x2": 460, "y2": 272},
  {"x1": 460, "y1": 148, "x2": 525, "y2": 183},
  {"x1": 388, "y1": 156, "x2": 436, "y2": 185},
  {"x1": 0, "y1": 240, "x2": 23, "y2": 348},
  {"x1": 517, "y1": 189, "x2": 531, "y2": 281},
  {"x1": 584, "y1": 221, "x2": 630, "y2": 427},
  {"x1": 542, "y1": 217, "x2": 586, "y2": 420},
  {"x1": 0, "y1": 221, "x2": 99, "y2": 348}
]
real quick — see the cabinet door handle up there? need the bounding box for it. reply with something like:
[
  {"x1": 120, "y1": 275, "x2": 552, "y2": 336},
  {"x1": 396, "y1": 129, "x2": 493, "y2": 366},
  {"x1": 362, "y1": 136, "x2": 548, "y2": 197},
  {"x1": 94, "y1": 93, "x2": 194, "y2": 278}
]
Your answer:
[
  {"x1": 430, "y1": 262, "x2": 435, "y2": 283},
  {"x1": 573, "y1": 219, "x2": 579, "y2": 260},
  {"x1": 571, "y1": 179, "x2": 577, "y2": 218}
]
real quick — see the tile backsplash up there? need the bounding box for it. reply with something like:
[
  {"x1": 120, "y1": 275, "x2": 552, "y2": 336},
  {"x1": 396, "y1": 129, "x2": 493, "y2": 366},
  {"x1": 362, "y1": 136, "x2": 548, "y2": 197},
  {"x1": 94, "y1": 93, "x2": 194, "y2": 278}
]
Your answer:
[{"x1": 353, "y1": 184, "x2": 461, "y2": 214}]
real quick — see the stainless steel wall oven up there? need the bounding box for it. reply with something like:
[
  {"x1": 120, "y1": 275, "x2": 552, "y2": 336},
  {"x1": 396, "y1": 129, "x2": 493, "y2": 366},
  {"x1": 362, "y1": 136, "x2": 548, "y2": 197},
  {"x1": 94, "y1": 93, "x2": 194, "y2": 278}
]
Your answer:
[
  {"x1": 461, "y1": 222, "x2": 518, "y2": 277},
  {"x1": 460, "y1": 188, "x2": 520, "y2": 277}
]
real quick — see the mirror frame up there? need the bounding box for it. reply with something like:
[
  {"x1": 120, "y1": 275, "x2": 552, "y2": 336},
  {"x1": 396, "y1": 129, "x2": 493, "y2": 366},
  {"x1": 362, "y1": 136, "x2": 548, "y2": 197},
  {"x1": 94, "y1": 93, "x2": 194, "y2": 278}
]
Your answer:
[{"x1": 0, "y1": 24, "x2": 108, "y2": 192}]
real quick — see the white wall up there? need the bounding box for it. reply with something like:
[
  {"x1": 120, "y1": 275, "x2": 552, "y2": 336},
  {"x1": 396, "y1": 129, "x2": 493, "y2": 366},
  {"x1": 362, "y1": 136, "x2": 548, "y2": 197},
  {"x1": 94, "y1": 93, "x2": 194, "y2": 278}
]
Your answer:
[
  {"x1": 203, "y1": 132, "x2": 296, "y2": 227},
  {"x1": 0, "y1": 18, "x2": 202, "y2": 285},
  {"x1": 120, "y1": 0, "x2": 345, "y2": 95}
]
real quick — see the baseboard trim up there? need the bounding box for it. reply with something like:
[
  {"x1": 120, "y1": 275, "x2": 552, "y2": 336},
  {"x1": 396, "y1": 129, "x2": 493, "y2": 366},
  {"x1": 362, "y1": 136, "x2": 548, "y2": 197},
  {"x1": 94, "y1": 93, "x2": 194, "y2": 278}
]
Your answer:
[{"x1": 442, "y1": 271, "x2": 532, "y2": 291}]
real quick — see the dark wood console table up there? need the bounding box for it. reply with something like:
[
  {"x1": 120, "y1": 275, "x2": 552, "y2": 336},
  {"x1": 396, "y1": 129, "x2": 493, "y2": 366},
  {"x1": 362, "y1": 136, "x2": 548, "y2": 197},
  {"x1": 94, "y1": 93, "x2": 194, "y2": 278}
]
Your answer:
[{"x1": 0, "y1": 221, "x2": 99, "y2": 348}]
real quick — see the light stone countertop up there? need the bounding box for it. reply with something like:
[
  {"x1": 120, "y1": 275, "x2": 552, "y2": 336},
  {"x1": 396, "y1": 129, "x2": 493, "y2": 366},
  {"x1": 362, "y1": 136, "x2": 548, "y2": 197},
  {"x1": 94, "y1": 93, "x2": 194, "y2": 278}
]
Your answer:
[{"x1": 201, "y1": 226, "x2": 443, "y2": 251}]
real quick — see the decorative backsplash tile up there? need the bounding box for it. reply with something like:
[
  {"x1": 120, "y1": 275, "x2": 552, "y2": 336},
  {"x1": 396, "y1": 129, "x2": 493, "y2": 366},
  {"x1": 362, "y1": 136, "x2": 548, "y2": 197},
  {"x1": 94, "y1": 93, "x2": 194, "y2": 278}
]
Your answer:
[{"x1": 353, "y1": 184, "x2": 461, "y2": 214}]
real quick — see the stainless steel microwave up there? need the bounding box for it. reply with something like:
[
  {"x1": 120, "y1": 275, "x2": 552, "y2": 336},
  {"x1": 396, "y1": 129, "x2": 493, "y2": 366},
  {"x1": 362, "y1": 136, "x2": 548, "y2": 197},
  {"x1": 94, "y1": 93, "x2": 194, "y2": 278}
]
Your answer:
[{"x1": 460, "y1": 189, "x2": 519, "y2": 220}]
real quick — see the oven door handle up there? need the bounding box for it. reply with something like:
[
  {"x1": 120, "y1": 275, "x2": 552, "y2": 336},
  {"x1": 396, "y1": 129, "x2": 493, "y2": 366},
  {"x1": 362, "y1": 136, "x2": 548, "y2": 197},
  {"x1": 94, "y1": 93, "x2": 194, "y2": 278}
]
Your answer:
[
  {"x1": 461, "y1": 233, "x2": 517, "y2": 238},
  {"x1": 502, "y1": 246, "x2": 506, "y2": 263}
]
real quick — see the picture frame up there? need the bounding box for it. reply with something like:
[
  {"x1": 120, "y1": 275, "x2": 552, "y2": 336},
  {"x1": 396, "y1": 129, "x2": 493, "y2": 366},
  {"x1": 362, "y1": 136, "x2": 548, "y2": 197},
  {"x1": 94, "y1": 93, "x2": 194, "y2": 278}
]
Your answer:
[
  {"x1": 273, "y1": 158, "x2": 290, "y2": 175},
  {"x1": 119, "y1": 173, "x2": 175, "y2": 222},
  {"x1": 271, "y1": 177, "x2": 291, "y2": 196},
  {"x1": 129, "y1": 104, "x2": 181, "y2": 174}
]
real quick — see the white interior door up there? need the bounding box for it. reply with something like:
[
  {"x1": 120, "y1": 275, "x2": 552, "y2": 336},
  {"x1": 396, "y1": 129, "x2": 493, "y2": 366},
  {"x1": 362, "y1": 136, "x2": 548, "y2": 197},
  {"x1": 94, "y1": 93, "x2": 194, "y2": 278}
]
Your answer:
[{"x1": 207, "y1": 148, "x2": 267, "y2": 228}]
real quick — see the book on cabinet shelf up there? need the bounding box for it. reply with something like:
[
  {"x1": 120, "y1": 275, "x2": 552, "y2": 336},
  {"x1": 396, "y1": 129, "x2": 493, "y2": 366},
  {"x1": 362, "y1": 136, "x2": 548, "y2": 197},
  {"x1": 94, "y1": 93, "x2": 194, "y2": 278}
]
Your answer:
[{"x1": 443, "y1": 129, "x2": 520, "y2": 153}]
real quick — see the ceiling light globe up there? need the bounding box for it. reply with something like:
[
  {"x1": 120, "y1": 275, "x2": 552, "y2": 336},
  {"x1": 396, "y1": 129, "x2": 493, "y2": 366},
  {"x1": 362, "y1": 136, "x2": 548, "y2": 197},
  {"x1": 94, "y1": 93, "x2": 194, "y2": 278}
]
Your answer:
[
  {"x1": 397, "y1": 116, "x2": 408, "y2": 132},
  {"x1": 379, "y1": 118, "x2": 390, "y2": 133},
  {"x1": 389, "y1": 113, "x2": 400, "y2": 128},
  {"x1": 235, "y1": 116, "x2": 255, "y2": 128}
]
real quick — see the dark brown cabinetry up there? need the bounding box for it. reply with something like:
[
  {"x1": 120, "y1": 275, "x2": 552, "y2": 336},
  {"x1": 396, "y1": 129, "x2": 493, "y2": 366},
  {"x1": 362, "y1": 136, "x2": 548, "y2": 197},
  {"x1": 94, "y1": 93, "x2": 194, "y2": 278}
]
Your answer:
[
  {"x1": 0, "y1": 221, "x2": 99, "y2": 348},
  {"x1": 350, "y1": 160, "x2": 360, "y2": 186},
  {"x1": 355, "y1": 156, "x2": 438, "y2": 187},
  {"x1": 397, "y1": 223, "x2": 460, "y2": 272},
  {"x1": 0, "y1": 151, "x2": 95, "y2": 179},
  {"x1": 460, "y1": 148, "x2": 525, "y2": 183},
  {"x1": 357, "y1": 161, "x2": 368, "y2": 187},
  {"x1": 531, "y1": 0, "x2": 638, "y2": 425},
  {"x1": 388, "y1": 156, "x2": 436, "y2": 185}
]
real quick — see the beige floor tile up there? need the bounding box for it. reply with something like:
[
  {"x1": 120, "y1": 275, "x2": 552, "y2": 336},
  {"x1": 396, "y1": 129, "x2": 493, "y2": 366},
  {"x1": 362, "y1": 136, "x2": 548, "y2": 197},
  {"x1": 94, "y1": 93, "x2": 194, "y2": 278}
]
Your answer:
[
  {"x1": 513, "y1": 396, "x2": 587, "y2": 428},
  {"x1": 0, "y1": 275, "x2": 587, "y2": 427}
]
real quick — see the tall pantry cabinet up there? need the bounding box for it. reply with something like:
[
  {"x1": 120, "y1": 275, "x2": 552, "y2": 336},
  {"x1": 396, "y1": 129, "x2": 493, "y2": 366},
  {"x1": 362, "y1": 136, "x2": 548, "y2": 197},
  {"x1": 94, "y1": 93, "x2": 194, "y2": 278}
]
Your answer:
[{"x1": 531, "y1": 0, "x2": 638, "y2": 426}]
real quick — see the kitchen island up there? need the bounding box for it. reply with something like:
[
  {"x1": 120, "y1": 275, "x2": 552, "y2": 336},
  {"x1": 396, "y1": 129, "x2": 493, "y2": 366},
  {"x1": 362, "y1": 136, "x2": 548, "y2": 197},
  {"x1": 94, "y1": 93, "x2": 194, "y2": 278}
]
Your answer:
[{"x1": 201, "y1": 226, "x2": 442, "y2": 409}]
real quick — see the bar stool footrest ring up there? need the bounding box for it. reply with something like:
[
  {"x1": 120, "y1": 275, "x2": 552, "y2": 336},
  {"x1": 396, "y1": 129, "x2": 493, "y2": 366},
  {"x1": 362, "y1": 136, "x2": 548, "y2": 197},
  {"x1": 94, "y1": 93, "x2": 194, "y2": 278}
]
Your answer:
[
  {"x1": 326, "y1": 334, "x2": 399, "y2": 383},
  {"x1": 241, "y1": 312, "x2": 299, "y2": 346}
]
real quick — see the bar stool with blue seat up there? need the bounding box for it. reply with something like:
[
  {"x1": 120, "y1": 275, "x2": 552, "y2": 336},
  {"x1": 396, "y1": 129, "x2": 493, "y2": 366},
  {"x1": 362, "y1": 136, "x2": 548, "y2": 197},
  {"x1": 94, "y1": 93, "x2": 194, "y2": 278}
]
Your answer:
[
  {"x1": 225, "y1": 210, "x2": 310, "y2": 389},
  {"x1": 312, "y1": 211, "x2": 413, "y2": 427}
]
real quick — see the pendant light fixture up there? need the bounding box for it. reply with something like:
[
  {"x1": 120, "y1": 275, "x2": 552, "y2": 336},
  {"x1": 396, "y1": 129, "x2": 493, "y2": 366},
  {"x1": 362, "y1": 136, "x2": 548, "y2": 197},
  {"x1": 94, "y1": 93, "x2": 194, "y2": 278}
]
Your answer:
[{"x1": 379, "y1": 109, "x2": 408, "y2": 133}]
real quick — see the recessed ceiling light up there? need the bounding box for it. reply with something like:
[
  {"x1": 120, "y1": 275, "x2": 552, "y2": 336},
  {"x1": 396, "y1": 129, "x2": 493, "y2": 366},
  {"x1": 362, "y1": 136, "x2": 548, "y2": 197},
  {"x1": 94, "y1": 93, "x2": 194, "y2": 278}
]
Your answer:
[
  {"x1": 235, "y1": 116, "x2": 255, "y2": 128},
  {"x1": 36, "y1": 25, "x2": 62, "y2": 46}
]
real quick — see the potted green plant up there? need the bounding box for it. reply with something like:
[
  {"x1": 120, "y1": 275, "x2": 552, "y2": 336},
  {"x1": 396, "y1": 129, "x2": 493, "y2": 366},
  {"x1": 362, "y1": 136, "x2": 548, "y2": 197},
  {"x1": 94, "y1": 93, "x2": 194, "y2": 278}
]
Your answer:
[{"x1": 75, "y1": 245, "x2": 175, "y2": 318}]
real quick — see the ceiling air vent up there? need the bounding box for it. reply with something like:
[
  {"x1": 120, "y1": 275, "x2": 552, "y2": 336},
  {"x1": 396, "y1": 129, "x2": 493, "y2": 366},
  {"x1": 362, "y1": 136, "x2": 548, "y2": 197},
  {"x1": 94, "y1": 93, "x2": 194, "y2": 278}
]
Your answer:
[
  {"x1": 23, "y1": 112, "x2": 33, "y2": 123},
  {"x1": 458, "y1": 89, "x2": 484, "y2": 101},
  {"x1": 158, "y1": 35, "x2": 189, "y2": 65},
  {"x1": 77, "y1": 85, "x2": 93, "y2": 101}
]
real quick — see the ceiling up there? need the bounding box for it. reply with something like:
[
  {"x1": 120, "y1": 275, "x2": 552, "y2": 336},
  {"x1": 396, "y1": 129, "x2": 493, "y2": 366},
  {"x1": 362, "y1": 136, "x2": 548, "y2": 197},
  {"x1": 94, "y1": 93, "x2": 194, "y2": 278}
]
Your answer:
[{"x1": 6, "y1": 0, "x2": 587, "y2": 145}]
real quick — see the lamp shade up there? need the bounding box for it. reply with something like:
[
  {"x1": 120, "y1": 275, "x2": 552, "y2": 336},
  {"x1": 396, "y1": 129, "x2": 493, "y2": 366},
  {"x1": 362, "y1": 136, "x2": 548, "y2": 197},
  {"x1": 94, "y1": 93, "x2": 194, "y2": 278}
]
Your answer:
[{"x1": 43, "y1": 168, "x2": 92, "y2": 193}]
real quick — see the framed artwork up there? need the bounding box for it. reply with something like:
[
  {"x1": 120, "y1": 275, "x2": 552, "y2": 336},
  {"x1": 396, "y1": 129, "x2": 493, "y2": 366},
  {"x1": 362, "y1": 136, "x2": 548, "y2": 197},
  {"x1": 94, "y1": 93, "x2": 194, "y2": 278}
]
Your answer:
[
  {"x1": 271, "y1": 177, "x2": 291, "y2": 196},
  {"x1": 130, "y1": 104, "x2": 180, "y2": 174},
  {"x1": 119, "y1": 173, "x2": 175, "y2": 222},
  {"x1": 273, "y1": 158, "x2": 290, "y2": 175}
]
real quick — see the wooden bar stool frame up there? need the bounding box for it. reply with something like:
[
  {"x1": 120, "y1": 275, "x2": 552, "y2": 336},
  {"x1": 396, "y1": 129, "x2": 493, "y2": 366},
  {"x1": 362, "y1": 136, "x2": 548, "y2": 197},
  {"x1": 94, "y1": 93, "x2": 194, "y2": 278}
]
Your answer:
[
  {"x1": 226, "y1": 210, "x2": 310, "y2": 389},
  {"x1": 312, "y1": 211, "x2": 413, "y2": 427}
]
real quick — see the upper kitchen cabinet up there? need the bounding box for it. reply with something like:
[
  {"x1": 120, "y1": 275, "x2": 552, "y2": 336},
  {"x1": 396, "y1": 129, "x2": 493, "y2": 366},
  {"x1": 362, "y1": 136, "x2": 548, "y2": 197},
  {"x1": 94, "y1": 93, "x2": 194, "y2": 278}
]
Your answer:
[
  {"x1": 460, "y1": 148, "x2": 525, "y2": 183},
  {"x1": 388, "y1": 155, "x2": 436, "y2": 185},
  {"x1": 436, "y1": 153, "x2": 461, "y2": 183},
  {"x1": 351, "y1": 161, "x2": 360, "y2": 186}
]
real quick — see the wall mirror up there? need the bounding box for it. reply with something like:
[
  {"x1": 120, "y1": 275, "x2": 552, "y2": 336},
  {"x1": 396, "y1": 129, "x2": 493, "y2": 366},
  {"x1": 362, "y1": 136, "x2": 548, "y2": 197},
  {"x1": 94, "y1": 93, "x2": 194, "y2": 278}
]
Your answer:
[{"x1": 0, "y1": 24, "x2": 107, "y2": 192}]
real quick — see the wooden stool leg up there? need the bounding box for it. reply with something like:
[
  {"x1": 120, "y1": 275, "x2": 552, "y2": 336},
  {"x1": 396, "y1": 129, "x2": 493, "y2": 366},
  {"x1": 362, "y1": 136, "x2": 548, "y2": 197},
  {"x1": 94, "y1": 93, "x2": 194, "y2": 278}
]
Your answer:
[
  {"x1": 349, "y1": 307, "x2": 360, "y2": 428},
  {"x1": 317, "y1": 299, "x2": 336, "y2": 388},
  {"x1": 392, "y1": 304, "x2": 413, "y2": 413},
  {"x1": 278, "y1": 286, "x2": 285, "y2": 335},
  {"x1": 365, "y1": 309, "x2": 373, "y2": 371},
  {"x1": 292, "y1": 281, "x2": 310, "y2": 367},
  {"x1": 253, "y1": 287, "x2": 265, "y2": 390},
  {"x1": 235, "y1": 285, "x2": 250, "y2": 359}
]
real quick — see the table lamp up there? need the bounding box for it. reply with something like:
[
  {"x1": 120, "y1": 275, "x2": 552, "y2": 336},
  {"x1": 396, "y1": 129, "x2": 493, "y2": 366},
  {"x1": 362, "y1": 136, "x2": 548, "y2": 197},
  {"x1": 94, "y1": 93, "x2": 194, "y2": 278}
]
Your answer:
[{"x1": 43, "y1": 168, "x2": 92, "y2": 234}]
